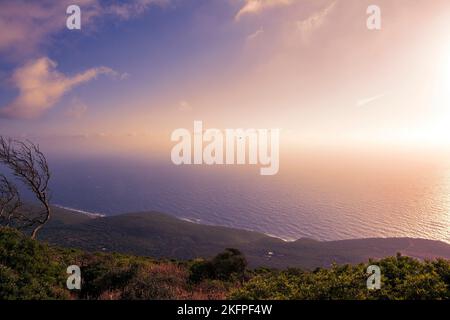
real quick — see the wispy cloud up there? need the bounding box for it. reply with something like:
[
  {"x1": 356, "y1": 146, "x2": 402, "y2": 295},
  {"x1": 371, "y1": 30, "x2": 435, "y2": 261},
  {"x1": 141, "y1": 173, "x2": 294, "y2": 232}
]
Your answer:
[
  {"x1": 246, "y1": 27, "x2": 264, "y2": 42},
  {"x1": 0, "y1": 0, "x2": 168, "y2": 57},
  {"x1": 105, "y1": 0, "x2": 169, "y2": 19},
  {"x1": 235, "y1": 0, "x2": 294, "y2": 21},
  {"x1": 356, "y1": 93, "x2": 386, "y2": 108},
  {"x1": 296, "y1": 1, "x2": 337, "y2": 43},
  {"x1": 0, "y1": 57, "x2": 117, "y2": 119}
]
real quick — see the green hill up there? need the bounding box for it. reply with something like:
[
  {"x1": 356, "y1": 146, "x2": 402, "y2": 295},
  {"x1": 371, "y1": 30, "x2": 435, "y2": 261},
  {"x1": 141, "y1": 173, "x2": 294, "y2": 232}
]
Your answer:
[{"x1": 39, "y1": 208, "x2": 450, "y2": 269}]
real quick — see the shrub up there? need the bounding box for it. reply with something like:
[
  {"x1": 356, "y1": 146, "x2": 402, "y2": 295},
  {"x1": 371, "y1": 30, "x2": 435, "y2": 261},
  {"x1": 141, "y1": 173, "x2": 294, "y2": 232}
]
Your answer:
[
  {"x1": 189, "y1": 248, "x2": 247, "y2": 283},
  {"x1": 189, "y1": 259, "x2": 214, "y2": 283},
  {"x1": 122, "y1": 263, "x2": 188, "y2": 300},
  {"x1": 231, "y1": 256, "x2": 450, "y2": 300},
  {"x1": 0, "y1": 227, "x2": 69, "y2": 299},
  {"x1": 211, "y1": 248, "x2": 247, "y2": 281},
  {"x1": 79, "y1": 255, "x2": 139, "y2": 299}
]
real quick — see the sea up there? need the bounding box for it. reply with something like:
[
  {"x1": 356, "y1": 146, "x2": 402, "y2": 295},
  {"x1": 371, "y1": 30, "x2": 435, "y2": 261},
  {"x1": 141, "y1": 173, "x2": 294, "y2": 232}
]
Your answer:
[{"x1": 43, "y1": 148, "x2": 450, "y2": 244}]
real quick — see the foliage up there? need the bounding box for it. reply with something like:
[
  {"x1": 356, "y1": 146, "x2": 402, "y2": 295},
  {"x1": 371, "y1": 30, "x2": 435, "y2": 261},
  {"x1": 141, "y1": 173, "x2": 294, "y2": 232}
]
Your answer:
[
  {"x1": 0, "y1": 227, "x2": 229, "y2": 300},
  {"x1": 189, "y1": 248, "x2": 248, "y2": 283},
  {"x1": 121, "y1": 263, "x2": 187, "y2": 300},
  {"x1": 1, "y1": 227, "x2": 449, "y2": 300},
  {"x1": 0, "y1": 227, "x2": 68, "y2": 299},
  {"x1": 231, "y1": 255, "x2": 450, "y2": 300}
]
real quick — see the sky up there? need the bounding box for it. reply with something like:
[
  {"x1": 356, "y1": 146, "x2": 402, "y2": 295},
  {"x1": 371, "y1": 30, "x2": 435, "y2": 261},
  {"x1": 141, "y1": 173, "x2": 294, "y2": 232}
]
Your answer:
[{"x1": 1, "y1": 0, "x2": 450, "y2": 158}]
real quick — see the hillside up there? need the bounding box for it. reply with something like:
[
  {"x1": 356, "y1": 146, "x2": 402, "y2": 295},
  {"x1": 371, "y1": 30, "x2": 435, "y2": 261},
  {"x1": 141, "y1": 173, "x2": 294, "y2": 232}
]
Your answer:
[
  {"x1": 39, "y1": 208, "x2": 450, "y2": 269},
  {"x1": 1, "y1": 227, "x2": 449, "y2": 300}
]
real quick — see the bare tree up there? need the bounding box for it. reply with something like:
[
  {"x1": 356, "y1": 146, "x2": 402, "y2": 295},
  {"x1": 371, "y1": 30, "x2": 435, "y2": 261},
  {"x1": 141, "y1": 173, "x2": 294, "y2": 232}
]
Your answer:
[
  {"x1": 0, "y1": 174, "x2": 22, "y2": 226},
  {"x1": 0, "y1": 136, "x2": 51, "y2": 239}
]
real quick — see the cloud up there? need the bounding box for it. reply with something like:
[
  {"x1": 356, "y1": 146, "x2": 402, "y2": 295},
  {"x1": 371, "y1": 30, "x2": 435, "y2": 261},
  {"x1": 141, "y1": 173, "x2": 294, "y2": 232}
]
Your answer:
[
  {"x1": 105, "y1": 0, "x2": 169, "y2": 20},
  {"x1": 246, "y1": 27, "x2": 264, "y2": 42},
  {"x1": 0, "y1": 57, "x2": 116, "y2": 119},
  {"x1": 356, "y1": 93, "x2": 386, "y2": 108},
  {"x1": 0, "y1": 0, "x2": 167, "y2": 57},
  {"x1": 296, "y1": 1, "x2": 337, "y2": 43},
  {"x1": 119, "y1": 72, "x2": 131, "y2": 80},
  {"x1": 235, "y1": 0, "x2": 294, "y2": 20}
]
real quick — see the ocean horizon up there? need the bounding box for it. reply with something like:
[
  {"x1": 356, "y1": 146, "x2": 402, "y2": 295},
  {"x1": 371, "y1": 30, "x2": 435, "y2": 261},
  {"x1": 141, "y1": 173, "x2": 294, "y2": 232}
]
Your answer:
[{"x1": 45, "y1": 151, "x2": 450, "y2": 245}]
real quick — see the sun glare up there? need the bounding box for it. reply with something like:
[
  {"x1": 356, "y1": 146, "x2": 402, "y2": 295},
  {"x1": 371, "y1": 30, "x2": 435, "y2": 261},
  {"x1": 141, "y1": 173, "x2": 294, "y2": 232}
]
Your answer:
[{"x1": 424, "y1": 41, "x2": 450, "y2": 146}]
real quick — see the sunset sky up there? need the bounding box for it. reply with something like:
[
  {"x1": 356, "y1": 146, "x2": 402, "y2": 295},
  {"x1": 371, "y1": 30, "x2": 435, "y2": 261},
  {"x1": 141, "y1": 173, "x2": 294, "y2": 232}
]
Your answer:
[{"x1": 1, "y1": 0, "x2": 450, "y2": 157}]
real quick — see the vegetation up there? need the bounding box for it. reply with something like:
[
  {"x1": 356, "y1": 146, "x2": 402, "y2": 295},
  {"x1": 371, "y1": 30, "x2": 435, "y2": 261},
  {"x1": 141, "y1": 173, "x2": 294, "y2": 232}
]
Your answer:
[
  {"x1": 1, "y1": 227, "x2": 449, "y2": 300},
  {"x1": 189, "y1": 248, "x2": 247, "y2": 283},
  {"x1": 0, "y1": 227, "x2": 231, "y2": 300},
  {"x1": 231, "y1": 255, "x2": 450, "y2": 300}
]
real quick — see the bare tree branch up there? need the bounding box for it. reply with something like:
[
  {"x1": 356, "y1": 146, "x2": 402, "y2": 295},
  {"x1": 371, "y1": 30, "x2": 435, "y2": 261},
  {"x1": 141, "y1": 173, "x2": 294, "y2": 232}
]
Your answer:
[
  {"x1": 0, "y1": 136, "x2": 51, "y2": 239},
  {"x1": 0, "y1": 174, "x2": 22, "y2": 226}
]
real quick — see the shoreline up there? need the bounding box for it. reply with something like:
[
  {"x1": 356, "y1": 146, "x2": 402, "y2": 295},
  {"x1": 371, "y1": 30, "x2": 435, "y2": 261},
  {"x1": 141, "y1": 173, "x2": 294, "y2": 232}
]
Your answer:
[{"x1": 54, "y1": 205, "x2": 450, "y2": 245}]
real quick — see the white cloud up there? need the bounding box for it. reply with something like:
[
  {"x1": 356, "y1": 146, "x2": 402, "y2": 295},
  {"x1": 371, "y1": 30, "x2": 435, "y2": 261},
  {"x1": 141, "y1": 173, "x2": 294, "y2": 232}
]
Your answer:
[
  {"x1": 105, "y1": 0, "x2": 169, "y2": 19},
  {"x1": 235, "y1": 0, "x2": 294, "y2": 21},
  {"x1": 0, "y1": 57, "x2": 117, "y2": 119},
  {"x1": 246, "y1": 27, "x2": 264, "y2": 42},
  {"x1": 296, "y1": 1, "x2": 337, "y2": 43}
]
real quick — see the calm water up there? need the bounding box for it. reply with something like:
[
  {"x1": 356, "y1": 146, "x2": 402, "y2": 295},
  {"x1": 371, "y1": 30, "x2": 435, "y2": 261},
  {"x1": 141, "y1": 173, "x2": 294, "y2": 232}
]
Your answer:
[{"x1": 47, "y1": 151, "x2": 450, "y2": 244}]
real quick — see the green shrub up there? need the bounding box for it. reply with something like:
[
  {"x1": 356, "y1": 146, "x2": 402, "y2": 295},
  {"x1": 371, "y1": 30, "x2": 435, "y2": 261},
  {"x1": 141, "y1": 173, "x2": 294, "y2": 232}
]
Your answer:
[
  {"x1": 189, "y1": 258, "x2": 214, "y2": 283},
  {"x1": 189, "y1": 248, "x2": 247, "y2": 283},
  {"x1": 231, "y1": 256, "x2": 450, "y2": 300},
  {"x1": 211, "y1": 248, "x2": 247, "y2": 281},
  {"x1": 0, "y1": 227, "x2": 69, "y2": 299}
]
